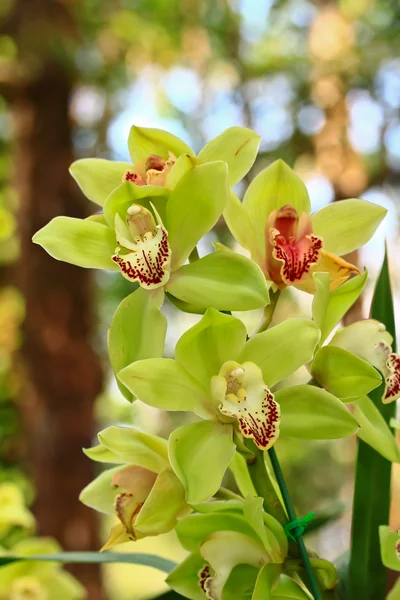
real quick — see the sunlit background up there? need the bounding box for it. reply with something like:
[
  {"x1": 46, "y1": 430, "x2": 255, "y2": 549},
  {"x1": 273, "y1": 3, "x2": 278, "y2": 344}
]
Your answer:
[{"x1": 0, "y1": 0, "x2": 399, "y2": 598}]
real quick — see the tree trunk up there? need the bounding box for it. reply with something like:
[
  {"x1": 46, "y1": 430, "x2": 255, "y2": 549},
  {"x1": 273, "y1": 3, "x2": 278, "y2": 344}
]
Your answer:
[{"x1": 2, "y1": 1, "x2": 104, "y2": 597}]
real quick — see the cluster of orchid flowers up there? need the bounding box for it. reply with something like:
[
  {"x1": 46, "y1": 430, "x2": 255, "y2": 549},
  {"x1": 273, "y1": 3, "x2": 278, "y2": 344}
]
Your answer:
[{"x1": 33, "y1": 125, "x2": 400, "y2": 599}]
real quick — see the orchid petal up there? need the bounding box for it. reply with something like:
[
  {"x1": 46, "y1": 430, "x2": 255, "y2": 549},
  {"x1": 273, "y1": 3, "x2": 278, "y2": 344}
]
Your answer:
[
  {"x1": 69, "y1": 158, "x2": 132, "y2": 206},
  {"x1": 329, "y1": 320, "x2": 400, "y2": 404},
  {"x1": 217, "y1": 362, "x2": 281, "y2": 451},
  {"x1": 275, "y1": 385, "x2": 359, "y2": 439},
  {"x1": 128, "y1": 125, "x2": 194, "y2": 163},
  {"x1": 295, "y1": 249, "x2": 360, "y2": 294},
  {"x1": 223, "y1": 190, "x2": 259, "y2": 258},
  {"x1": 117, "y1": 358, "x2": 212, "y2": 418},
  {"x1": 311, "y1": 198, "x2": 387, "y2": 256},
  {"x1": 165, "y1": 154, "x2": 195, "y2": 189},
  {"x1": 311, "y1": 346, "x2": 381, "y2": 400},
  {"x1": 198, "y1": 127, "x2": 260, "y2": 185},
  {"x1": 352, "y1": 396, "x2": 400, "y2": 463},
  {"x1": 103, "y1": 181, "x2": 168, "y2": 228},
  {"x1": 243, "y1": 160, "x2": 311, "y2": 264},
  {"x1": 79, "y1": 467, "x2": 120, "y2": 515},
  {"x1": 379, "y1": 526, "x2": 400, "y2": 572},
  {"x1": 83, "y1": 445, "x2": 121, "y2": 464},
  {"x1": 239, "y1": 319, "x2": 320, "y2": 388},
  {"x1": 97, "y1": 426, "x2": 169, "y2": 472},
  {"x1": 243, "y1": 496, "x2": 287, "y2": 562},
  {"x1": 175, "y1": 308, "x2": 247, "y2": 389},
  {"x1": 32, "y1": 217, "x2": 118, "y2": 270},
  {"x1": 169, "y1": 421, "x2": 236, "y2": 503},
  {"x1": 166, "y1": 249, "x2": 270, "y2": 311},
  {"x1": 108, "y1": 287, "x2": 166, "y2": 402},
  {"x1": 166, "y1": 553, "x2": 209, "y2": 600},
  {"x1": 166, "y1": 161, "x2": 229, "y2": 270},
  {"x1": 133, "y1": 468, "x2": 187, "y2": 539},
  {"x1": 200, "y1": 531, "x2": 270, "y2": 600},
  {"x1": 312, "y1": 269, "x2": 368, "y2": 344}
]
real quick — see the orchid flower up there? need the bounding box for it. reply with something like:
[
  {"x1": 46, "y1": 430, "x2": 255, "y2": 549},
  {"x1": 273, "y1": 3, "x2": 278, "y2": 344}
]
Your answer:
[
  {"x1": 0, "y1": 483, "x2": 35, "y2": 539},
  {"x1": 0, "y1": 538, "x2": 85, "y2": 599},
  {"x1": 118, "y1": 309, "x2": 357, "y2": 504},
  {"x1": 308, "y1": 271, "x2": 400, "y2": 463},
  {"x1": 80, "y1": 426, "x2": 189, "y2": 550},
  {"x1": 224, "y1": 160, "x2": 386, "y2": 293}
]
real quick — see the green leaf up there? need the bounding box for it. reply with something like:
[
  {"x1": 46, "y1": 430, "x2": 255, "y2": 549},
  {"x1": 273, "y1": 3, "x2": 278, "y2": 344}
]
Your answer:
[
  {"x1": 108, "y1": 287, "x2": 167, "y2": 402},
  {"x1": 349, "y1": 247, "x2": 397, "y2": 600},
  {"x1": 166, "y1": 161, "x2": 229, "y2": 270},
  {"x1": 69, "y1": 158, "x2": 132, "y2": 206},
  {"x1": 239, "y1": 319, "x2": 320, "y2": 388},
  {"x1": 275, "y1": 385, "x2": 358, "y2": 439},
  {"x1": 311, "y1": 198, "x2": 387, "y2": 256},
  {"x1": 352, "y1": 396, "x2": 400, "y2": 462},
  {"x1": 128, "y1": 125, "x2": 194, "y2": 163},
  {"x1": 311, "y1": 346, "x2": 381, "y2": 400},
  {"x1": 97, "y1": 425, "x2": 169, "y2": 472},
  {"x1": 117, "y1": 358, "x2": 211, "y2": 418},
  {"x1": 33, "y1": 217, "x2": 118, "y2": 270},
  {"x1": 166, "y1": 249, "x2": 270, "y2": 311},
  {"x1": 103, "y1": 181, "x2": 168, "y2": 228},
  {"x1": 243, "y1": 160, "x2": 311, "y2": 263},
  {"x1": 197, "y1": 127, "x2": 260, "y2": 186},
  {"x1": 169, "y1": 421, "x2": 236, "y2": 504},
  {"x1": 175, "y1": 309, "x2": 246, "y2": 389},
  {"x1": 379, "y1": 526, "x2": 400, "y2": 571},
  {"x1": 0, "y1": 551, "x2": 176, "y2": 573},
  {"x1": 79, "y1": 467, "x2": 120, "y2": 514},
  {"x1": 315, "y1": 269, "x2": 368, "y2": 344}
]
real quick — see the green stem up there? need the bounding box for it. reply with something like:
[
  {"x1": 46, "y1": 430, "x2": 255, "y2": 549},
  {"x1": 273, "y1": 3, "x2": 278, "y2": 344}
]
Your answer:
[
  {"x1": 268, "y1": 447, "x2": 322, "y2": 600},
  {"x1": 244, "y1": 439, "x2": 286, "y2": 522}
]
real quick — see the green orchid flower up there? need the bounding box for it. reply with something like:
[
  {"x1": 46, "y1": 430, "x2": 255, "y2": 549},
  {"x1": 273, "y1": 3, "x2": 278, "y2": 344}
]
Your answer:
[
  {"x1": 79, "y1": 425, "x2": 189, "y2": 550},
  {"x1": 309, "y1": 272, "x2": 400, "y2": 462},
  {"x1": 69, "y1": 124, "x2": 261, "y2": 206},
  {"x1": 118, "y1": 309, "x2": 358, "y2": 504},
  {"x1": 167, "y1": 495, "x2": 294, "y2": 600},
  {"x1": 224, "y1": 159, "x2": 387, "y2": 293},
  {"x1": 0, "y1": 484, "x2": 35, "y2": 539},
  {"x1": 0, "y1": 538, "x2": 84, "y2": 600}
]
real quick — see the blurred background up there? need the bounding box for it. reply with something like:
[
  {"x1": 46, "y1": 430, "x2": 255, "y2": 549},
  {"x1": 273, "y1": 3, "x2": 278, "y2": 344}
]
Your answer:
[{"x1": 0, "y1": 0, "x2": 399, "y2": 598}]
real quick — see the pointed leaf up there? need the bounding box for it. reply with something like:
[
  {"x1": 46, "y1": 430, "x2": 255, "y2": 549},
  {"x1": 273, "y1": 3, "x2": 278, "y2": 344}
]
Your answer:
[
  {"x1": 166, "y1": 250, "x2": 270, "y2": 311},
  {"x1": 169, "y1": 421, "x2": 235, "y2": 504},
  {"x1": 239, "y1": 319, "x2": 320, "y2": 387},
  {"x1": 128, "y1": 125, "x2": 194, "y2": 163},
  {"x1": 352, "y1": 396, "x2": 400, "y2": 463},
  {"x1": 198, "y1": 127, "x2": 260, "y2": 186},
  {"x1": 311, "y1": 346, "x2": 381, "y2": 400},
  {"x1": 69, "y1": 158, "x2": 132, "y2": 206},
  {"x1": 0, "y1": 551, "x2": 176, "y2": 572},
  {"x1": 166, "y1": 161, "x2": 229, "y2": 269},
  {"x1": 98, "y1": 426, "x2": 169, "y2": 472},
  {"x1": 275, "y1": 385, "x2": 358, "y2": 439},
  {"x1": 33, "y1": 217, "x2": 118, "y2": 270},
  {"x1": 175, "y1": 309, "x2": 246, "y2": 389},
  {"x1": 243, "y1": 160, "x2": 311, "y2": 263},
  {"x1": 118, "y1": 358, "x2": 212, "y2": 418},
  {"x1": 108, "y1": 287, "x2": 167, "y2": 402},
  {"x1": 311, "y1": 199, "x2": 387, "y2": 256}
]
